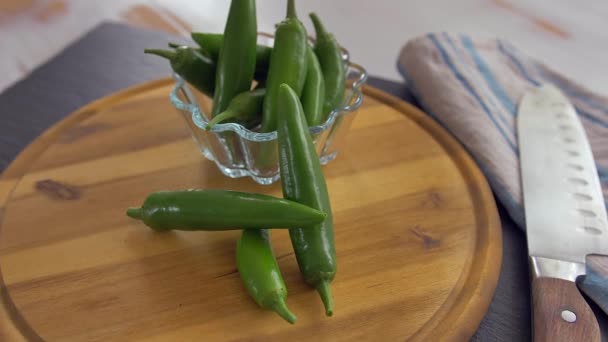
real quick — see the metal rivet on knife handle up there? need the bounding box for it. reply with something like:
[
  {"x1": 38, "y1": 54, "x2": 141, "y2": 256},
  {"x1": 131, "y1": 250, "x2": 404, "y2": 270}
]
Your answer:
[
  {"x1": 561, "y1": 310, "x2": 577, "y2": 323},
  {"x1": 532, "y1": 277, "x2": 600, "y2": 341}
]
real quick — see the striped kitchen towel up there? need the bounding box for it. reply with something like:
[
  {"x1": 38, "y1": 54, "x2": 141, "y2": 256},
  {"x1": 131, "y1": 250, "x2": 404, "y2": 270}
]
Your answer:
[{"x1": 397, "y1": 33, "x2": 608, "y2": 230}]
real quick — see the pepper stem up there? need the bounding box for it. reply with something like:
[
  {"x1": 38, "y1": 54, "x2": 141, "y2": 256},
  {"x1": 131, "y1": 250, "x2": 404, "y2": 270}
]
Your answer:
[
  {"x1": 126, "y1": 208, "x2": 143, "y2": 220},
  {"x1": 143, "y1": 49, "x2": 176, "y2": 61},
  {"x1": 316, "y1": 280, "x2": 334, "y2": 316},
  {"x1": 309, "y1": 13, "x2": 328, "y2": 37},
  {"x1": 206, "y1": 110, "x2": 239, "y2": 130},
  {"x1": 286, "y1": 0, "x2": 297, "y2": 19},
  {"x1": 271, "y1": 299, "x2": 297, "y2": 324},
  {"x1": 168, "y1": 42, "x2": 182, "y2": 49}
]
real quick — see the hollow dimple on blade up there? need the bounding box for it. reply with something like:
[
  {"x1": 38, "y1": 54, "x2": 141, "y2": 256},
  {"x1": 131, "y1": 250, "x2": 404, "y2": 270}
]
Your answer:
[{"x1": 518, "y1": 85, "x2": 608, "y2": 264}]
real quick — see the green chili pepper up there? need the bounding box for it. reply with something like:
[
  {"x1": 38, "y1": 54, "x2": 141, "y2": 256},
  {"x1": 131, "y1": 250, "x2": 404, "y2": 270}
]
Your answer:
[
  {"x1": 211, "y1": 0, "x2": 257, "y2": 117},
  {"x1": 165, "y1": 44, "x2": 270, "y2": 87},
  {"x1": 191, "y1": 33, "x2": 272, "y2": 72},
  {"x1": 144, "y1": 47, "x2": 216, "y2": 97},
  {"x1": 259, "y1": 0, "x2": 308, "y2": 132},
  {"x1": 301, "y1": 46, "x2": 326, "y2": 126},
  {"x1": 309, "y1": 12, "x2": 346, "y2": 119},
  {"x1": 276, "y1": 84, "x2": 336, "y2": 316},
  {"x1": 237, "y1": 229, "x2": 296, "y2": 324},
  {"x1": 126, "y1": 189, "x2": 326, "y2": 231},
  {"x1": 206, "y1": 88, "x2": 265, "y2": 130}
]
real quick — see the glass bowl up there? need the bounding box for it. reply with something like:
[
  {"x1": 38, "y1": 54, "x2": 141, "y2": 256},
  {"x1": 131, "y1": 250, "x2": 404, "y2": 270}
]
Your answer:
[{"x1": 169, "y1": 34, "x2": 368, "y2": 185}]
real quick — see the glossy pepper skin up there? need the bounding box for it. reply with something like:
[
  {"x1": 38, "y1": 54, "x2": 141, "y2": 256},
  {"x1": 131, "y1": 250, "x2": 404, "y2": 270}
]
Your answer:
[
  {"x1": 191, "y1": 33, "x2": 272, "y2": 73},
  {"x1": 259, "y1": 0, "x2": 308, "y2": 132},
  {"x1": 166, "y1": 43, "x2": 269, "y2": 86},
  {"x1": 126, "y1": 189, "x2": 326, "y2": 231},
  {"x1": 236, "y1": 229, "x2": 296, "y2": 324},
  {"x1": 309, "y1": 13, "x2": 346, "y2": 120},
  {"x1": 206, "y1": 88, "x2": 265, "y2": 130},
  {"x1": 144, "y1": 47, "x2": 216, "y2": 97},
  {"x1": 301, "y1": 46, "x2": 326, "y2": 126},
  {"x1": 211, "y1": 0, "x2": 257, "y2": 117},
  {"x1": 276, "y1": 84, "x2": 336, "y2": 316}
]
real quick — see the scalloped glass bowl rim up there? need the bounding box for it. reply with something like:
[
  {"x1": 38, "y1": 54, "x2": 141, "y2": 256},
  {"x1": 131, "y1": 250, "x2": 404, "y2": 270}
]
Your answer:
[{"x1": 169, "y1": 62, "x2": 368, "y2": 142}]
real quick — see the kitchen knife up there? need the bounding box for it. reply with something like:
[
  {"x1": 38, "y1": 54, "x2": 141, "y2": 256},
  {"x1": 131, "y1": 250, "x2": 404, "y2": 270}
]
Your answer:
[{"x1": 518, "y1": 84, "x2": 608, "y2": 342}]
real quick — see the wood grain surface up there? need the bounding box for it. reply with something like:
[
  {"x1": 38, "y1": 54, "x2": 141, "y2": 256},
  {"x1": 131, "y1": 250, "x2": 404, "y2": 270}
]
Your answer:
[
  {"x1": 532, "y1": 277, "x2": 601, "y2": 342},
  {"x1": 0, "y1": 79, "x2": 501, "y2": 341}
]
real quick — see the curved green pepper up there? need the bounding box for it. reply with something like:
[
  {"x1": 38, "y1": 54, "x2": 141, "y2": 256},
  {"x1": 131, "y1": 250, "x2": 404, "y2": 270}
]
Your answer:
[
  {"x1": 309, "y1": 12, "x2": 346, "y2": 120},
  {"x1": 276, "y1": 84, "x2": 336, "y2": 316},
  {"x1": 259, "y1": 0, "x2": 308, "y2": 132},
  {"x1": 237, "y1": 229, "x2": 296, "y2": 324},
  {"x1": 206, "y1": 88, "x2": 265, "y2": 130},
  {"x1": 126, "y1": 189, "x2": 326, "y2": 231},
  {"x1": 211, "y1": 0, "x2": 257, "y2": 117},
  {"x1": 144, "y1": 47, "x2": 216, "y2": 97},
  {"x1": 301, "y1": 46, "x2": 326, "y2": 126},
  {"x1": 190, "y1": 33, "x2": 272, "y2": 73}
]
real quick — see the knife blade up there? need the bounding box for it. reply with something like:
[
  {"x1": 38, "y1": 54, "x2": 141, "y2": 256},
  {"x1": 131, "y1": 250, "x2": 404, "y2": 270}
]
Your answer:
[{"x1": 518, "y1": 84, "x2": 608, "y2": 342}]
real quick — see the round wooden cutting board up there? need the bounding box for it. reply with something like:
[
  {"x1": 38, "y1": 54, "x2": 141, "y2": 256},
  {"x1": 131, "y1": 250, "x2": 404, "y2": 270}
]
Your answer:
[{"x1": 0, "y1": 79, "x2": 501, "y2": 341}]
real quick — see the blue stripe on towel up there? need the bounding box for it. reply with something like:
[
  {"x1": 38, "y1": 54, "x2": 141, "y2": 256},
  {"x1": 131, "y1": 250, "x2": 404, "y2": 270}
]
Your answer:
[
  {"x1": 396, "y1": 54, "x2": 524, "y2": 226},
  {"x1": 461, "y1": 35, "x2": 517, "y2": 115},
  {"x1": 568, "y1": 104, "x2": 607, "y2": 128},
  {"x1": 598, "y1": 165, "x2": 608, "y2": 183},
  {"x1": 498, "y1": 41, "x2": 608, "y2": 129},
  {"x1": 599, "y1": 166, "x2": 608, "y2": 210},
  {"x1": 442, "y1": 33, "x2": 514, "y2": 131},
  {"x1": 428, "y1": 33, "x2": 518, "y2": 152},
  {"x1": 536, "y1": 67, "x2": 608, "y2": 114},
  {"x1": 504, "y1": 36, "x2": 608, "y2": 115},
  {"x1": 500, "y1": 39, "x2": 608, "y2": 114},
  {"x1": 441, "y1": 32, "x2": 466, "y2": 59},
  {"x1": 497, "y1": 40, "x2": 541, "y2": 86}
]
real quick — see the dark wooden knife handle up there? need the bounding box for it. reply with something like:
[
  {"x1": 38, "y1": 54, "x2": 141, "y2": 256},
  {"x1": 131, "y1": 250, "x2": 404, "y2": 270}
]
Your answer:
[{"x1": 532, "y1": 277, "x2": 600, "y2": 342}]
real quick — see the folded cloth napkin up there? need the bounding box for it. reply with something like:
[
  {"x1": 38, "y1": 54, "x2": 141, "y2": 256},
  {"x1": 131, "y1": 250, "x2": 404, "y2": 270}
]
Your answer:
[{"x1": 397, "y1": 33, "x2": 608, "y2": 313}]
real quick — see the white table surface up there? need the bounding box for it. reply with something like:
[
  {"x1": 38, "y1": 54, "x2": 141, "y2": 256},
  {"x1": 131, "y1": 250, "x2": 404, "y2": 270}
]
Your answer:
[{"x1": 1, "y1": 0, "x2": 607, "y2": 95}]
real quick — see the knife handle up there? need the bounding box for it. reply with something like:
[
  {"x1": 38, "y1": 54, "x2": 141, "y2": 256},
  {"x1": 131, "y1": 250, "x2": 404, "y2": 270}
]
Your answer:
[{"x1": 532, "y1": 277, "x2": 600, "y2": 342}]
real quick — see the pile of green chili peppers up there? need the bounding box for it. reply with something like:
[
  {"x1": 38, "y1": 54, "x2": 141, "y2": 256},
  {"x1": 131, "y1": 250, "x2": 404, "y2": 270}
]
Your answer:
[{"x1": 140, "y1": 0, "x2": 347, "y2": 324}]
